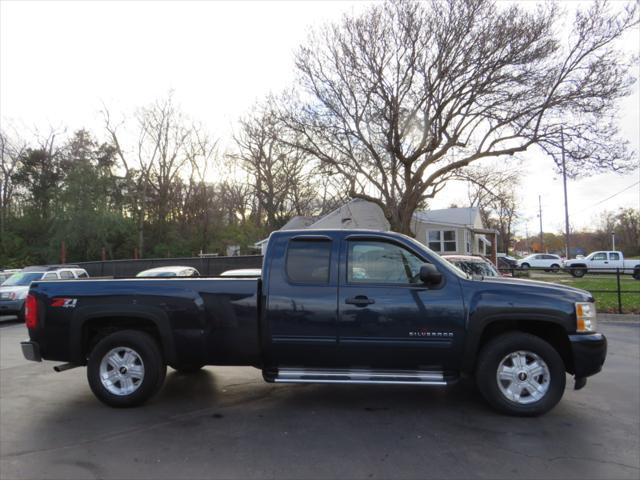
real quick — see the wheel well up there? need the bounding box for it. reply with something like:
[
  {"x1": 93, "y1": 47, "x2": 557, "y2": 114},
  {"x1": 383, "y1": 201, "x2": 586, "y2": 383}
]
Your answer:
[
  {"x1": 476, "y1": 320, "x2": 574, "y2": 374},
  {"x1": 569, "y1": 263, "x2": 587, "y2": 269},
  {"x1": 82, "y1": 316, "x2": 163, "y2": 361}
]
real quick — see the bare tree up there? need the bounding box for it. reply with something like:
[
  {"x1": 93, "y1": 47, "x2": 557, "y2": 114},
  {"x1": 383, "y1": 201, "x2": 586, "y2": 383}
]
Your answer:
[
  {"x1": 232, "y1": 98, "x2": 319, "y2": 229},
  {"x1": 284, "y1": 0, "x2": 638, "y2": 235},
  {"x1": 0, "y1": 128, "x2": 27, "y2": 244},
  {"x1": 104, "y1": 93, "x2": 213, "y2": 257},
  {"x1": 459, "y1": 165, "x2": 520, "y2": 254}
]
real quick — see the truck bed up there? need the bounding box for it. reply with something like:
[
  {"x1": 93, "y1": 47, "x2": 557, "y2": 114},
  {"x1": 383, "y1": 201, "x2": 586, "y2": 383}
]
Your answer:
[{"x1": 28, "y1": 278, "x2": 262, "y2": 367}]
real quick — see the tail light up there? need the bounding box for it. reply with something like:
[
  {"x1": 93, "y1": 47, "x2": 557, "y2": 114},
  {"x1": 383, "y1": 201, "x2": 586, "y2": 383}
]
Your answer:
[{"x1": 25, "y1": 294, "x2": 38, "y2": 329}]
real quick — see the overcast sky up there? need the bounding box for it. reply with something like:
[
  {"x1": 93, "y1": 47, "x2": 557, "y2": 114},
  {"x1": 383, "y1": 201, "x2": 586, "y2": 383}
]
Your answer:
[{"x1": 1, "y1": 0, "x2": 638, "y2": 236}]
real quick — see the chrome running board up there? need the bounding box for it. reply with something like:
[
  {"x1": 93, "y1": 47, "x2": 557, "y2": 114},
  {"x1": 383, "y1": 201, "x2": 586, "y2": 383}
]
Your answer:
[{"x1": 270, "y1": 368, "x2": 454, "y2": 386}]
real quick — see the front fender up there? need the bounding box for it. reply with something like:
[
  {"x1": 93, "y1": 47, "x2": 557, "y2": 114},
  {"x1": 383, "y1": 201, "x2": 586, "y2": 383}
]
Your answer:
[{"x1": 460, "y1": 288, "x2": 575, "y2": 372}]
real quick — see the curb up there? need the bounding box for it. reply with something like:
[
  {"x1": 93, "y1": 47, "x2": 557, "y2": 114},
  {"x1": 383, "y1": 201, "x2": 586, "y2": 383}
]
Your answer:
[{"x1": 599, "y1": 313, "x2": 639, "y2": 324}]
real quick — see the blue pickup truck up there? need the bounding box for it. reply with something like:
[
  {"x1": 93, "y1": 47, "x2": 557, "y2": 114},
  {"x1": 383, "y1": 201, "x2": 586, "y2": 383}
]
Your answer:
[{"x1": 21, "y1": 230, "x2": 606, "y2": 416}]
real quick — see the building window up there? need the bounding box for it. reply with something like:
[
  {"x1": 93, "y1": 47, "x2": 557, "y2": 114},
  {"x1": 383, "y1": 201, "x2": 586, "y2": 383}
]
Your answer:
[{"x1": 428, "y1": 230, "x2": 457, "y2": 252}]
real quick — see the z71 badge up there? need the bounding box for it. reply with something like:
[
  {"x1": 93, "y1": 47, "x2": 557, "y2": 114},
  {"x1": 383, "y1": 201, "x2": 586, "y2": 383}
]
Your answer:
[{"x1": 50, "y1": 298, "x2": 78, "y2": 308}]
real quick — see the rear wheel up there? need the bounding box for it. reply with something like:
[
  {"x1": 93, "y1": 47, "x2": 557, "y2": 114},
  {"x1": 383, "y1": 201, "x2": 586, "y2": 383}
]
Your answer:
[
  {"x1": 476, "y1": 332, "x2": 566, "y2": 416},
  {"x1": 550, "y1": 264, "x2": 560, "y2": 273},
  {"x1": 633, "y1": 268, "x2": 640, "y2": 281},
  {"x1": 87, "y1": 330, "x2": 166, "y2": 407}
]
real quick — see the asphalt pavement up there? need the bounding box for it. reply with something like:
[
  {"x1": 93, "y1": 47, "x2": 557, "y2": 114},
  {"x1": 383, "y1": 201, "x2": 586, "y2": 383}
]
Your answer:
[{"x1": 0, "y1": 320, "x2": 638, "y2": 480}]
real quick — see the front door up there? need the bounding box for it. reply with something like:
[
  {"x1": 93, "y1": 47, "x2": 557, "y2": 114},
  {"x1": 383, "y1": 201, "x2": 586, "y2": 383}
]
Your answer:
[
  {"x1": 337, "y1": 237, "x2": 465, "y2": 370},
  {"x1": 590, "y1": 252, "x2": 611, "y2": 272}
]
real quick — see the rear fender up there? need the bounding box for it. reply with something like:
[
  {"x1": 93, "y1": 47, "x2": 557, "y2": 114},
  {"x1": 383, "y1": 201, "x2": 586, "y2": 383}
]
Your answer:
[{"x1": 70, "y1": 305, "x2": 176, "y2": 365}]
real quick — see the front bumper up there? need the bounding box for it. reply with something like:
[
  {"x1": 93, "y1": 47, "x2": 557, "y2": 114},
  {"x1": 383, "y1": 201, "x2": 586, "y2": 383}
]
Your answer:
[
  {"x1": 0, "y1": 299, "x2": 23, "y2": 315},
  {"x1": 21, "y1": 341, "x2": 42, "y2": 362},
  {"x1": 569, "y1": 333, "x2": 607, "y2": 378}
]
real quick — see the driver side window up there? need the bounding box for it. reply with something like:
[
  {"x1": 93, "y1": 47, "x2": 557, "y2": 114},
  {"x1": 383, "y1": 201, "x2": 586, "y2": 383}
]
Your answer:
[{"x1": 347, "y1": 241, "x2": 423, "y2": 284}]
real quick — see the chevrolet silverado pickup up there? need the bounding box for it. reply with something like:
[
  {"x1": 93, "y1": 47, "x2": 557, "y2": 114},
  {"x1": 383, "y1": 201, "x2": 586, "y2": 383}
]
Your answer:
[
  {"x1": 563, "y1": 251, "x2": 640, "y2": 279},
  {"x1": 21, "y1": 230, "x2": 607, "y2": 416}
]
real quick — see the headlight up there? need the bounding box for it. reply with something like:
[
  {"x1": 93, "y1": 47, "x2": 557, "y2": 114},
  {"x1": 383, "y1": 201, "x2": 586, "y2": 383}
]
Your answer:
[{"x1": 576, "y1": 302, "x2": 597, "y2": 332}]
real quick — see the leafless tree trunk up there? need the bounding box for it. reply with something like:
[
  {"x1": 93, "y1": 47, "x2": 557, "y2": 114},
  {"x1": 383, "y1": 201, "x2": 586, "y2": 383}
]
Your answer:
[{"x1": 285, "y1": 0, "x2": 638, "y2": 235}]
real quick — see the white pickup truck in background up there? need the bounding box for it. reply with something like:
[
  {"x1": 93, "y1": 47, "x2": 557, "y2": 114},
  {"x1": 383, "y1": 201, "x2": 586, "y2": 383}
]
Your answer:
[{"x1": 563, "y1": 251, "x2": 640, "y2": 279}]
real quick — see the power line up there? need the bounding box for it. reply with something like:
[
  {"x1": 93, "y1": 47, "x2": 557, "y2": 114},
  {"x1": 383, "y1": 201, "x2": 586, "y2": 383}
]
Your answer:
[{"x1": 572, "y1": 181, "x2": 640, "y2": 215}]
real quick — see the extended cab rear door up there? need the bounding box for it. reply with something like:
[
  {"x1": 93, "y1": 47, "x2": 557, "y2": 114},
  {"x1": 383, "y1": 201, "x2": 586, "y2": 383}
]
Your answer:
[{"x1": 262, "y1": 234, "x2": 340, "y2": 367}]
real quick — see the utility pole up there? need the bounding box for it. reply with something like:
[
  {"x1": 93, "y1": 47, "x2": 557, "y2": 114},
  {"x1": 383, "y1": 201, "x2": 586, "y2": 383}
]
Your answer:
[
  {"x1": 538, "y1": 195, "x2": 544, "y2": 252},
  {"x1": 611, "y1": 232, "x2": 616, "y2": 251},
  {"x1": 561, "y1": 127, "x2": 571, "y2": 259}
]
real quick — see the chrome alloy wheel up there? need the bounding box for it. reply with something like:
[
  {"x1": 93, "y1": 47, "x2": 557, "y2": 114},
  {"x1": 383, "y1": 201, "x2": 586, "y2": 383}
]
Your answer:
[
  {"x1": 99, "y1": 347, "x2": 145, "y2": 396},
  {"x1": 496, "y1": 350, "x2": 550, "y2": 404}
]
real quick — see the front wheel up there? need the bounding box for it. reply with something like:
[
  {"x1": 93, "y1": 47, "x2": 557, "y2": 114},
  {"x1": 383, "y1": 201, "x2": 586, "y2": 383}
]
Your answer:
[
  {"x1": 476, "y1": 332, "x2": 566, "y2": 416},
  {"x1": 87, "y1": 330, "x2": 166, "y2": 407},
  {"x1": 570, "y1": 268, "x2": 586, "y2": 278},
  {"x1": 520, "y1": 263, "x2": 530, "y2": 271}
]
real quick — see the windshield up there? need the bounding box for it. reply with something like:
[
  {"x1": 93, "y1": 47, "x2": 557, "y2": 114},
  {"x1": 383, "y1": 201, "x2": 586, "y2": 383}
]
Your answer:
[{"x1": 1, "y1": 272, "x2": 44, "y2": 286}]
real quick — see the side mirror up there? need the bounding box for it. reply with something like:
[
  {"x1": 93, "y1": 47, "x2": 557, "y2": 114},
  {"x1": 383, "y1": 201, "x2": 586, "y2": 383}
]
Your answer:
[{"x1": 420, "y1": 264, "x2": 443, "y2": 286}]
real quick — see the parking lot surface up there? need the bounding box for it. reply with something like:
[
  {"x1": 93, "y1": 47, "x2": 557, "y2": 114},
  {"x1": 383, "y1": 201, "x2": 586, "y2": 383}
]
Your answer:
[{"x1": 1, "y1": 320, "x2": 638, "y2": 480}]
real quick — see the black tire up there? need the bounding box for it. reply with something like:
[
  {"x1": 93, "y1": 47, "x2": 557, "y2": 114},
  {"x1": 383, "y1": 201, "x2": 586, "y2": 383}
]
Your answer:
[
  {"x1": 87, "y1": 330, "x2": 166, "y2": 408},
  {"x1": 570, "y1": 268, "x2": 586, "y2": 278},
  {"x1": 476, "y1": 332, "x2": 566, "y2": 416},
  {"x1": 520, "y1": 263, "x2": 530, "y2": 271},
  {"x1": 550, "y1": 264, "x2": 560, "y2": 273},
  {"x1": 172, "y1": 364, "x2": 204, "y2": 374},
  {"x1": 633, "y1": 268, "x2": 640, "y2": 281}
]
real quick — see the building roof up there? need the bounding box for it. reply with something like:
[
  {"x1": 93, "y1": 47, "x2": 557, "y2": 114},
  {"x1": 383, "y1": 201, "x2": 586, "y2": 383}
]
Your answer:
[
  {"x1": 308, "y1": 198, "x2": 390, "y2": 231},
  {"x1": 413, "y1": 207, "x2": 481, "y2": 227},
  {"x1": 280, "y1": 215, "x2": 318, "y2": 230}
]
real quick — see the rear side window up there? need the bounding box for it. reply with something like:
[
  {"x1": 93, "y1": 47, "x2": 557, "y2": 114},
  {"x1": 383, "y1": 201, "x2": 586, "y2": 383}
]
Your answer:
[
  {"x1": 59, "y1": 270, "x2": 74, "y2": 279},
  {"x1": 609, "y1": 252, "x2": 620, "y2": 261},
  {"x1": 286, "y1": 239, "x2": 331, "y2": 284}
]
